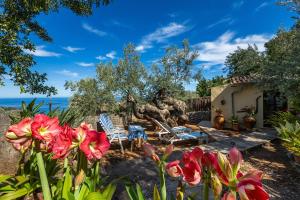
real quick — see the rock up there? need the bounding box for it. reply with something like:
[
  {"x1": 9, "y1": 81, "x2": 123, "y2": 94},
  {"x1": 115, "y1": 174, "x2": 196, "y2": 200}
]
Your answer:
[{"x1": 0, "y1": 109, "x2": 21, "y2": 175}]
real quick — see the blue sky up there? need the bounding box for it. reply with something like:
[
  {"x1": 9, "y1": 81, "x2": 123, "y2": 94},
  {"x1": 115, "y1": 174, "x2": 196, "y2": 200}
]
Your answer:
[{"x1": 0, "y1": 0, "x2": 295, "y2": 98}]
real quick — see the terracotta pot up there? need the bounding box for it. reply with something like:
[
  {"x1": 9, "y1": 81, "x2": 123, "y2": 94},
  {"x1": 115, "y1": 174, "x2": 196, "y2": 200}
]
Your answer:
[
  {"x1": 214, "y1": 115, "x2": 225, "y2": 130},
  {"x1": 243, "y1": 116, "x2": 256, "y2": 129},
  {"x1": 232, "y1": 122, "x2": 239, "y2": 131}
]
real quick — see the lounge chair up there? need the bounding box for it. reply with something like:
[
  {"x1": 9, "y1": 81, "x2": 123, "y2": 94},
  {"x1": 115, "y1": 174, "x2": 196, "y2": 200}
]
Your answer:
[
  {"x1": 99, "y1": 113, "x2": 128, "y2": 153},
  {"x1": 153, "y1": 119, "x2": 208, "y2": 144}
]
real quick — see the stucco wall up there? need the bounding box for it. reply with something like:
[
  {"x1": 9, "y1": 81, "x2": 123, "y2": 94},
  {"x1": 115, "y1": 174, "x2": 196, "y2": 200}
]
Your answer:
[{"x1": 211, "y1": 83, "x2": 264, "y2": 128}]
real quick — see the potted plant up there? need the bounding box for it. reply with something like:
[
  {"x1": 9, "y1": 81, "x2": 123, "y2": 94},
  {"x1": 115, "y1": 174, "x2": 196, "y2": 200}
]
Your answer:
[
  {"x1": 239, "y1": 106, "x2": 256, "y2": 129},
  {"x1": 230, "y1": 115, "x2": 239, "y2": 131},
  {"x1": 276, "y1": 120, "x2": 300, "y2": 164},
  {"x1": 214, "y1": 108, "x2": 225, "y2": 130}
]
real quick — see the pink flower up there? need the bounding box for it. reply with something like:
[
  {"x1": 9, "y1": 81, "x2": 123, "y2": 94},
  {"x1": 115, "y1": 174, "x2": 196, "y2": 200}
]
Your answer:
[
  {"x1": 229, "y1": 147, "x2": 243, "y2": 173},
  {"x1": 164, "y1": 144, "x2": 174, "y2": 158},
  {"x1": 166, "y1": 160, "x2": 183, "y2": 177},
  {"x1": 51, "y1": 125, "x2": 74, "y2": 159},
  {"x1": 31, "y1": 114, "x2": 62, "y2": 143},
  {"x1": 73, "y1": 122, "x2": 94, "y2": 143},
  {"x1": 182, "y1": 147, "x2": 204, "y2": 165},
  {"x1": 79, "y1": 131, "x2": 110, "y2": 160},
  {"x1": 237, "y1": 170, "x2": 269, "y2": 200},
  {"x1": 143, "y1": 143, "x2": 160, "y2": 162},
  {"x1": 182, "y1": 160, "x2": 201, "y2": 186},
  {"x1": 5, "y1": 118, "x2": 33, "y2": 152},
  {"x1": 222, "y1": 191, "x2": 236, "y2": 200}
]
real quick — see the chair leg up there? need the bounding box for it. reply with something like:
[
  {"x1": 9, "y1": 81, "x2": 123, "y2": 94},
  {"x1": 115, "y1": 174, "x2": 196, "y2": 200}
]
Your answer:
[
  {"x1": 130, "y1": 140, "x2": 134, "y2": 152},
  {"x1": 118, "y1": 137, "x2": 124, "y2": 154}
]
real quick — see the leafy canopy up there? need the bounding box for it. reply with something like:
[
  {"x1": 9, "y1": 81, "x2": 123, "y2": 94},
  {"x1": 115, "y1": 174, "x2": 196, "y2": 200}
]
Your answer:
[
  {"x1": 0, "y1": 0, "x2": 111, "y2": 96},
  {"x1": 66, "y1": 40, "x2": 199, "y2": 115},
  {"x1": 147, "y1": 39, "x2": 198, "y2": 99}
]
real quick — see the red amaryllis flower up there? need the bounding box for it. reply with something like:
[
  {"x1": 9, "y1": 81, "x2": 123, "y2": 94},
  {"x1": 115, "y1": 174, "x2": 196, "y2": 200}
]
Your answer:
[
  {"x1": 73, "y1": 122, "x2": 94, "y2": 143},
  {"x1": 5, "y1": 118, "x2": 33, "y2": 152},
  {"x1": 31, "y1": 114, "x2": 62, "y2": 143},
  {"x1": 166, "y1": 160, "x2": 183, "y2": 177},
  {"x1": 51, "y1": 125, "x2": 74, "y2": 159},
  {"x1": 143, "y1": 143, "x2": 160, "y2": 162},
  {"x1": 182, "y1": 147, "x2": 203, "y2": 165},
  {"x1": 79, "y1": 131, "x2": 110, "y2": 160},
  {"x1": 229, "y1": 147, "x2": 243, "y2": 174},
  {"x1": 182, "y1": 160, "x2": 201, "y2": 186},
  {"x1": 222, "y1": 191, "x2": 236, "y2": 200},
  {"x1": 237, "y1": 170, "x2": 269, "y2": 200}
]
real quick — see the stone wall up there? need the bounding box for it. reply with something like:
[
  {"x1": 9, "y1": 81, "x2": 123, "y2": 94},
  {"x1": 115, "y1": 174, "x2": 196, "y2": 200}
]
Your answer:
[{"x1": 0, "y1": 108, "x2": 21, "y2": 175}]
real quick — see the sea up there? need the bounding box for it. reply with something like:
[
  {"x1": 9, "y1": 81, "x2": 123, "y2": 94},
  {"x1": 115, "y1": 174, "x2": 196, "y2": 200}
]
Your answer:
[{"x1": 0, "y1": 97, "x2": 69, "y2": 113}]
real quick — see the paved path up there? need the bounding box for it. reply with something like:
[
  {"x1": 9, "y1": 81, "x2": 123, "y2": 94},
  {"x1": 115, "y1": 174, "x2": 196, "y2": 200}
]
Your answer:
[{"x1": 202, "y1": 128, "x2": 278, "y2": 154}]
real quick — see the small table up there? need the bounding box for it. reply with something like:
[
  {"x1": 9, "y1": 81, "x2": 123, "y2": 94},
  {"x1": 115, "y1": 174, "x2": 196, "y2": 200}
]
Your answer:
[{"x1": 128, "y1": 125, "x2": 147, "y2": 150}]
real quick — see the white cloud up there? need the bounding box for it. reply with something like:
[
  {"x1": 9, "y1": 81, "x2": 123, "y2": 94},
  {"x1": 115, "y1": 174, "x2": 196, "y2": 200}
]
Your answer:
[
  {"x1": 207, "y1": 17, "x2": 235, "y2": 29},
  {"x1": 82, "y1": 23, "x2": 107, "y2": 36},
  {"x1": 24, "y1": 45, "x2": 61, "y2": 57},
  {"x1": 233, "y1": 0, "x2": 244, "y2": 9},
  {"x1": 96, "y1": 55, "x2": 107, "y2": 60},
  {"x1": 193, "y1": 31, "x2": 272, "y2": 68},
  {"x1": 136, "y1": 22, "x2": 190, "y2": 52},
  {"x1": 76, "y1": 62, "x2": 94, "y2": 67},
  {"x1": 55, "y1": 70, "x2": 79, "y2": 77},
  {"x1": 255, "y1": 2, "x2": 269, "y2": 12},
  {"x1": 106, "y1": 51, "x2": 116, "y2": 59},
  {"x1": 63, "y1": 46, "x2": 85, "y2": 53}
]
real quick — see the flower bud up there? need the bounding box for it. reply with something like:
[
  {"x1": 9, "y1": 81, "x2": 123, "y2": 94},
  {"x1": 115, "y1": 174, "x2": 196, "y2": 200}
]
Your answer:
[{"x1": 166, "y1": 160, "x2": 183, "y2": 177}]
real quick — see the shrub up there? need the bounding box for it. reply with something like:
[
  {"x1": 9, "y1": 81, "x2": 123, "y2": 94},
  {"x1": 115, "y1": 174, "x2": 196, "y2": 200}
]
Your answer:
[
  {"x1": 266, "y1": 111, "x2": 299, "y2": 127},
  {"x1": 276, "y1": 121, "x2": 300, "y2": 156}
]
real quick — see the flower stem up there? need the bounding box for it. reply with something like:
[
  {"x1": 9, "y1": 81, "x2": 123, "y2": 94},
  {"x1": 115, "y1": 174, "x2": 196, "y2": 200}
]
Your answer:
[
  {"x1": 203, "y1": 181, "x2": 209, "y2": 200},
  {"x1": 159, "y1": 163, "x2": 167, "y2": 200},
  {"x1": 36, "y1": 152, "x2": 52, "y2": 200}
]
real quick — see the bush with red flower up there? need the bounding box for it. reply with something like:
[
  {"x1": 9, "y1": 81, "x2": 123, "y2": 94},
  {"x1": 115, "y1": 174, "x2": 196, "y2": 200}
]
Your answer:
[
  {"x1": 2, "y1": 110, "x2": 114, "y2": 200},
  {"x1": 133, "y1": 143, "x2": 270, "y2": 200}
]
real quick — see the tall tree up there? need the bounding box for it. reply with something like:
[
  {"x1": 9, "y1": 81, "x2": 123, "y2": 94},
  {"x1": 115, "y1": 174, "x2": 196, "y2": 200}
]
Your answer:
[
  {"x1": 196, "y1": 76, "x2": 225, "y2": 97},
  {"x1": 66, "y1": 44, "x2": 148, "y2": 118},
  {"x1": 225, "y1": 45, "x2": 265, "y2": 77},
  {"x1": 0, "y1": 0, "x2": 111, "y2": 96},
  {"x1": 261, "y1": 21, "x2": 300, "y2": 102},
  {"x1": 147, "y1": 39, "x2": 199, "y2": 99}
]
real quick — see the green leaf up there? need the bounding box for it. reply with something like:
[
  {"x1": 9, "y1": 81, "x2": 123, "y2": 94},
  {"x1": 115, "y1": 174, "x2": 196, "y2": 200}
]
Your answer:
[
  {"x1": 62, "y1": 166, "x2": 72, "y2": 200},
  {"x1": 125, "y1": 184, "x2": 138, "y2": 200},
  {"x1": 0, "y1": 175, "x2": 12, "y2": 183},
  {"x1": 0, "y1": 188, "x2": 29, "y2": 200},
  {"x1": 136, "y1": 183, "x2": 145, "y2": 200},
  {"x1": 0, "y1": 185, "x2": 15, "y2": 192},
  {"x1": 77, "y1": 182, "x2": 90, "y2": 200},
  {"x1": 153, "y1": 185, "x2": 161, "y2": 200},
  {"x1": 101, "y1": 183, "x2": 116, "y2": 200},
  {"x1": 84, "y1": 192, "x2": 106, "y2": 200}
]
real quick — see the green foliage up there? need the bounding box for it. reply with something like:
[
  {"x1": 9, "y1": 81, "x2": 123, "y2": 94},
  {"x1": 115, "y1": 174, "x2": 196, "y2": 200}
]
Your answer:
[
  {"x1": 278, "y1": 0, "x2": 300, "y2": 14},
  {"x1": 66, "y1": 43, "x2": 147, "y2": 116},
  {"x1": 8, "y1": 98, "x2": 84, "y2": 127},
  {"x1": 0, "y1": 0, "x2": 111, "y2": 95},
  {"x1": 266, "y1": 111, "x2": 299, "y2": 127},
  {"x1": 196, "y1": 76, "x2": 225, "y2": 97},
  {"x1": 224, "y1": 19, "x2": 300, "y2": 102},
  {"x1": 66, "y1": 77, "x2": 116, "y2": 116},
  {"x1": 9, "y1": 98, "x2": 43, "y2": 124},
  {"x1": 147, "y1": 39, "x2": 199, "y2": 100},
  {"x1": 51, "y1": 160, "x2": 117, "y2": 200},
  {"x1": 276, "y1": 121, "x2": 300, "y2": 155},
  {"x1": 260, "y1": 21, "x2": 300, "y2": 101},
  {"x1": 225, "y1": 45, "x2": 265, "y2": 77}
]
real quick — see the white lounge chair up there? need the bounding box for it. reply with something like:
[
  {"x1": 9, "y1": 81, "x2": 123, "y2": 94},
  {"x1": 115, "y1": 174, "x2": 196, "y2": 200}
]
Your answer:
[
  {"x1": 99, "y1": 113, "x2": 128, "y2": 154},
  {"x1": 153, "y1": 119, "x2": 208, "y2": 144}
]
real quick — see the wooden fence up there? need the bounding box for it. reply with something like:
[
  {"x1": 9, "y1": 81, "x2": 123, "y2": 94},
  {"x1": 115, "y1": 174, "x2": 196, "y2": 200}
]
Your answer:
[{"x1": 186, "y1": 96, "x2": 211, "y2": 112}]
